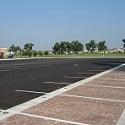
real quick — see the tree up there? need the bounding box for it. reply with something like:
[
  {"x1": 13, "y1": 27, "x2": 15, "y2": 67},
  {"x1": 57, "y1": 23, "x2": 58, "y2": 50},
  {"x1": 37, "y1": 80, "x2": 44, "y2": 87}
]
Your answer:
[
  {"x1": 9, "y1": 44, "x2": 21, "y2": 55},
  {"x1": 21, "y1": 49, "x2": 28, "y2": 56},
  {"x1": 71, "y1": 40, "x2": 83, "y2": 54},
  {"x1": 122, "y1": 39, "x2": 125, "y2": 43},
  {"x1": 24, "y1": 43, "x2": 34, "y2": 50},
  {"x1": 122, "y1": 39, "x2": 125, "y2": 53},
  {"x1": 52, "y1": 41, "x2": 83, "y2": 54},
  {"x1": 9, "y1": 44, "x2": 16, "y2": 52},
  {"x1": 52, "y1": 42, "x2": 60, "y2": 54},
  {"x1": 23, "y1": 42, "x2": 34, "y2": 57},
  {"x1": 89, "y1": 40, "x2": 97, "y2": 52},
  {"x1": 21, "y1": 49, "x2": 32, "y2": 57},
  {"x1": 32, "y1": 50, "x2": 38, "y2": 57},
  {"x1": 38, "y1": 50, "x2": 43, "y2": 56},
  {"x1": 27, "y1": 50, "x2": 32, "y2": 57},
  {"x1": 60, "y1": 41, "x2": 67, "y2": 54},
  {"x1": 65, "y1": 41, "x2": 73, "y2": 54},
  {"x1": 98, "y1": 41, "x2": 107, "y2": 51},
  {"x1": 44, "y1": 51, "x2": 49, "y2": 55},
  {"x1": 85, "y1": 43, "x2": 91, "y2": 52}
]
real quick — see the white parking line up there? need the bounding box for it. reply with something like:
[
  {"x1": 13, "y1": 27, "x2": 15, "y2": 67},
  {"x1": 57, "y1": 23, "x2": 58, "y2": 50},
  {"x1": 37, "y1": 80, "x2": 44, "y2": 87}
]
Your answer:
[
  {"x1": 12, "y1": 68, "x2": 27, "y2": 70},
  {"x1": 44, "y1": 81, "x2": 70, "y2": 85},
  {"x1": 0, "y1": 70, "x2": 10, "y2": 72},
  {"x1": 31, "y1": 65, "x2": 48, "y2": 67},
  {"x1": 74, "y1": 64, "x2": 79, "y2": 67},
  {"x1": 78, "y1": 72, "x2": 95, "y2": 75},
  {"x1": 15, "y1": 89, "x2": 47, "y2": 94},
  {"x1": 85, "y1": 84, "x2": 125, "y2": 89},
  {"x1": 13, "y1": 64, "x2": 48, "y2": 67},
  {"x1": 64, "y1": 76, "x2": 87, "y2": 79},
  {"x1": 99, "y1": 78, "x2": 125, "y2": 81},
  {"x1": 61, "y1": 94, "x2": 125, "y2": 103},
  {"x1": 88, "y1": 69, "x2": 106, "y2": 72},
  {"x1": 19, "y1": 112, "x2": 89, "y2": 125},
  {"x1": 13, "y1": 64, "x2": 26, "y2": 66}
]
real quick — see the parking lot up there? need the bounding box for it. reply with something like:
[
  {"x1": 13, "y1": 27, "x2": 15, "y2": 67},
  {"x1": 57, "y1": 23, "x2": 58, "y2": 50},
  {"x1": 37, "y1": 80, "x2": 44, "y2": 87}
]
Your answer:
[
  {"x1": 0, "y1": 58, "x2": 124, "y2": 110},
  {"x1": 0, "y1": 58, "x2": 125, "y2": 125}
]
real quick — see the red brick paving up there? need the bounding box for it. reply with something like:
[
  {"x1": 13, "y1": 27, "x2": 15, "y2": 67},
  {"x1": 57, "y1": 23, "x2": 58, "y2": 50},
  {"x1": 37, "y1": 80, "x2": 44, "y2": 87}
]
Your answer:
[
  {"x1": 87, "y1": 79, "x2": 125, "y2": 87},
  {"x1": 24, "y1": 96, "x2": 125, "y2": 125},
  {"x1": 0, "y1": 114, "x2": 74, "y2": 125},
  {"x1": 64, "y1": 85, "x2": 125, "y2": 101}
]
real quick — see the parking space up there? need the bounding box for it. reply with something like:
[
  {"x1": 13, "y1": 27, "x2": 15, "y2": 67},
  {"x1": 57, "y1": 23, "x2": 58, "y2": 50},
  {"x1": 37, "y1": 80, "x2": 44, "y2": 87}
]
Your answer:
[
  {"x1": 0, "y1": 114, "x2": 78, "y2": 125},
  {"x1": 63, "y1": 85, "x2": 125, "y2": 101},
  {"x1": 87, "y1": 79, "x2": 125, "y2": 88}
]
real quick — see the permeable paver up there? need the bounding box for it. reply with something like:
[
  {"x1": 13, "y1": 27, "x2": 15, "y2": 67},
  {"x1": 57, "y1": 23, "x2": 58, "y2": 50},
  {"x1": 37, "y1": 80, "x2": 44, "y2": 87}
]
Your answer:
[
  {"x1": 24, "y1": 96, "x2": 125, "y2": 125},
  {"x1": 64, "y1": 85, "x2": 125, "y2": 101},
  {"x1": 0, "y1": 114, "x2": 75, "y2": 125}
]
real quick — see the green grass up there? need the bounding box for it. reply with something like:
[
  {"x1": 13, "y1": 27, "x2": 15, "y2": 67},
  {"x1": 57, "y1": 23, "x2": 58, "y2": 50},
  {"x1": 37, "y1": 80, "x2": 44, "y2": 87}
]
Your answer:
[
  {"x1": 46, "y1": 53, "x2": 125, "y2": 58},
  {"x1": 13, "y1": 53, "x2": 125, "y2": 59}
]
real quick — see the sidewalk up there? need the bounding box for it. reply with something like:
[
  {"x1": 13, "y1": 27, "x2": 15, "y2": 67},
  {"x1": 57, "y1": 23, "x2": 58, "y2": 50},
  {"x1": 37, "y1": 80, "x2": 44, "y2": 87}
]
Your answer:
[{"x1": 0, "y1": 64, "x2": 125, "y2": 125}]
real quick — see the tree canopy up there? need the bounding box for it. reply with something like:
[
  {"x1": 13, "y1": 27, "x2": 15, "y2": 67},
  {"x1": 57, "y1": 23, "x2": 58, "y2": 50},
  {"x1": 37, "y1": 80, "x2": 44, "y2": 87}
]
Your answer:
[
  {"x1": 52, "y1": 41, "x2": 83, "y2": 54},
  {"x1": 24, "y1": 43, "x2": 34, "y2": 50},
  {"x1": 98, "y1": 41, "x2": 107, "y2": 51},
  {"x1": 122, "y1": 39, "x2": 125, "y2": 43}
]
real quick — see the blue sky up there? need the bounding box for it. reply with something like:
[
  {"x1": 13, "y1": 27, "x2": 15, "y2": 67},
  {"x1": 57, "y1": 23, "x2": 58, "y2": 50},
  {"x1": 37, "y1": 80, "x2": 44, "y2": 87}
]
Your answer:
[{"x1": 0, "y1": 0, "x2": 125, "y2": 50}]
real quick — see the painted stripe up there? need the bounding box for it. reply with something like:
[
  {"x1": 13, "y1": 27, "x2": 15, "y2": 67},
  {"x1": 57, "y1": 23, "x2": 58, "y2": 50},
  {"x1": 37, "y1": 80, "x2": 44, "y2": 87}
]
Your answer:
[
  {"x1": 15, "y1": 89, "x2": 47, "y2": 94},
  {"x1": 13, "y1": 64, "x2": 26, "y2": 66},
  {"x1": 0, "y1": 64, "x2": 124, "y2": 121},
  {"x1": 13, "y1": 65, "x2": 48, "y2": 67},
  {"x1": 85, "y1": 84, "x2": 125, "y2": 89},
  {"x1": 99, "y1": 78, "x2": 125, "y2": 81},
  {"x1": 88, "y1": 69, "x2": 106, "y2": 72},
  {"x1": 61, "y1": 94, "x2": 125, "y2": 103},
  {"x1": 44, "y1": 81, "x2": 70, "y2": 85},
  {"x1": 78, "y1": 72, "x2": 95, "y2": 75},
  {"x1": 19, "y1": 112, "x2": 89, "y2": 125},
  {"x1": 0, "y1": 70, "x2": 10, "y2": 72},
  {"x1": 12, "y1": 68, "x2": 27, "y2": 70},
  {"x1": 64, "y1": 76, "x2": 87, "y2": 79},
  {"x1": 117, "y1": 108, "x2": 125, "y2": 125},
  {"x1": 33, "y1": 65, "x2": 48, "y2": 67}
]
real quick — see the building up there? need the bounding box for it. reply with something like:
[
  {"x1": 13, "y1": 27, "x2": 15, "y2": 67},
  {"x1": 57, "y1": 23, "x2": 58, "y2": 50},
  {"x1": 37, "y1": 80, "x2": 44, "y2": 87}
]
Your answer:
[
  {"x1": 0, "y1": 48, "x2": 8, "y2": 58},
  {"x1": 108, "y1": 48, "x2": 124, "y2": 53}
]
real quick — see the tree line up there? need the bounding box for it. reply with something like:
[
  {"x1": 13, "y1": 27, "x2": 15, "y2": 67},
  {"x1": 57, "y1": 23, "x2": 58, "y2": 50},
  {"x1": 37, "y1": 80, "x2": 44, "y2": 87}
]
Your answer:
[
  {"x1": 9, "y1": 40, "x2": 108, "y2": 57},
  {"x1": 9, "y1": 43, "x2": 49, "y2": 57},
  {"x1": 53, "y1": 40, "x2": 107, "y2": 54}
]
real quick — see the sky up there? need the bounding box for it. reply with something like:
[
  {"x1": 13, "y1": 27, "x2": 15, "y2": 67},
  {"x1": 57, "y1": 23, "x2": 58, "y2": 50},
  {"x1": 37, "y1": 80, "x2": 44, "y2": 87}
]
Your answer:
[{"x1": 0, "y1": 0, "x2": 125, "y2": 50}]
